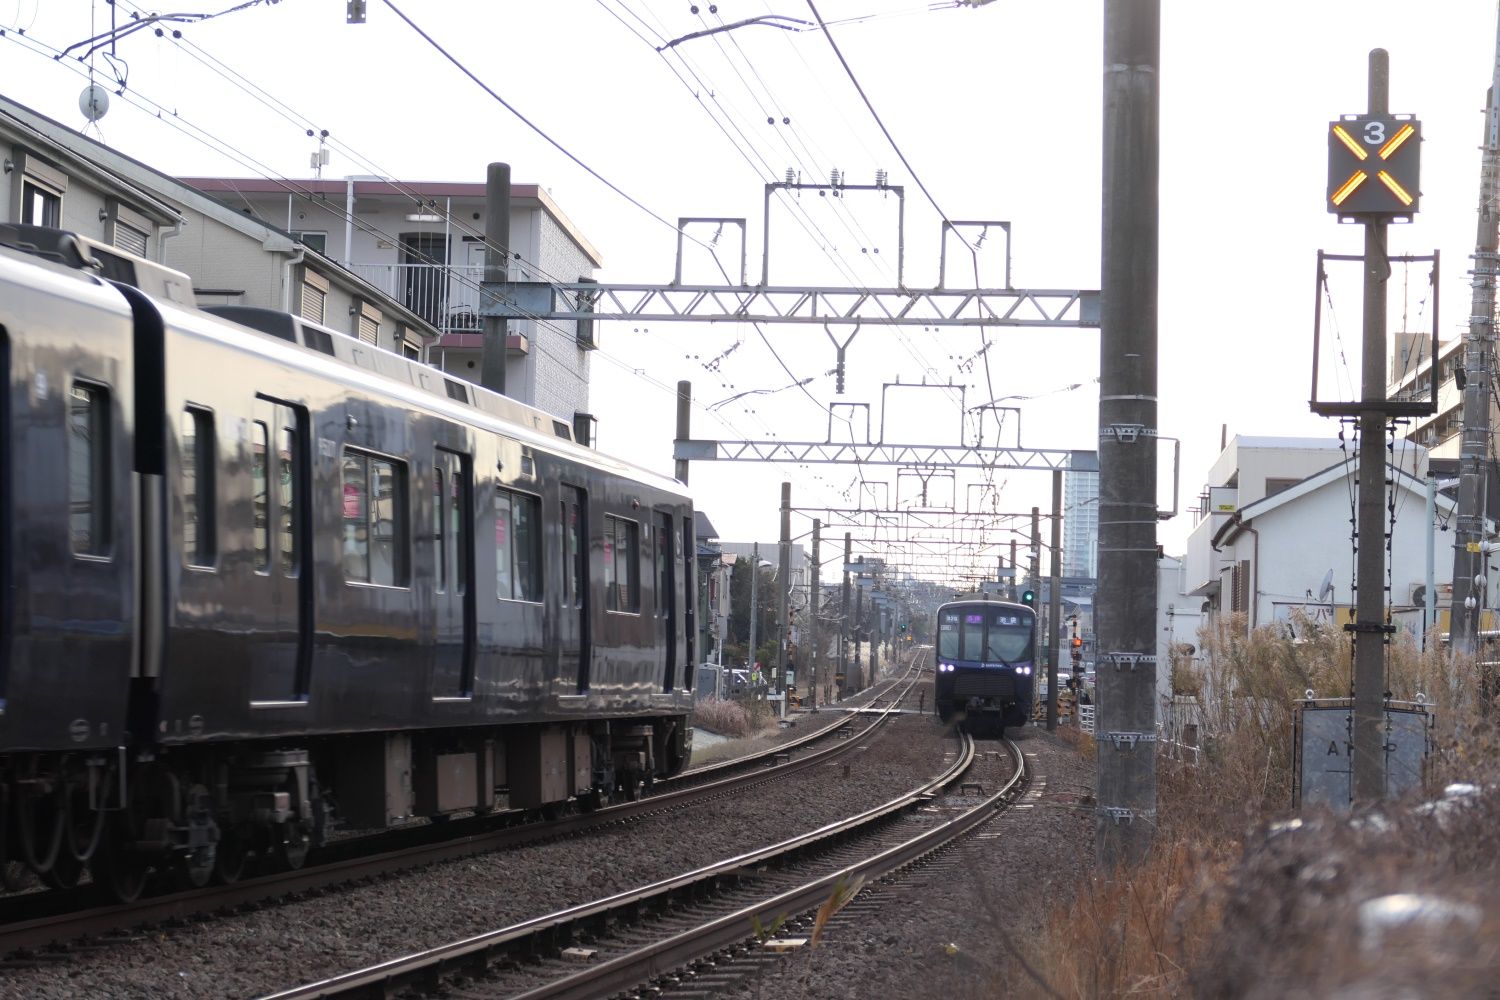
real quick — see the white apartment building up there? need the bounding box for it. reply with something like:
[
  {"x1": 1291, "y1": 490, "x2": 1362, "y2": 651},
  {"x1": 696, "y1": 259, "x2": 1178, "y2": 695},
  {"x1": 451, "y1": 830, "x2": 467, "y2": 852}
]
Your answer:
[
  {"x1": 180, "y1": 176, "x2": 602, "y2": 428},
  {"x1": 1063, "y1": 449, "x2": 1099, "y2": 579}
]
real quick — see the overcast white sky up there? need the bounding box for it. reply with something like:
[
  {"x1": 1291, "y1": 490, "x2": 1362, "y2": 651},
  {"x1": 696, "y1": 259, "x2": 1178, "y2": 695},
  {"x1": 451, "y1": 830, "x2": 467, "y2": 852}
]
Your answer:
[{"x1": 2, "y1": 1, "x2": 1496, "y2": 582}]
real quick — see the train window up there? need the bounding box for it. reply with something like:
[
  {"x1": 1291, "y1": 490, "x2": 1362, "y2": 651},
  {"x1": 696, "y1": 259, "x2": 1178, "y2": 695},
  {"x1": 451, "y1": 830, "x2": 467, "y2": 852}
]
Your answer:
[
  {"x1": 985, "y1": 610, "x2": 1033, "y2": 662},
  {"x1": 563, "y1": 492, "x2": 584, "y2": 605},
  {"x1": 342, "y1": 449, "x2": 409, "y2": 587},
  {"x1": 453, "y1": 463, "x2": 470, "y2": 596},
  {"x1": 252, "y1": 421, "x2": 270, "y2": 571},
  {"x1": 68, "y1": 382, "x2": 109, "y2": 556},
  {"x1": 604, "y1": 514, "x2": 640, "y2": 613},
  {"x1": 434, "y1": 468, "x2": 446, "y2": 593},
  {"x1": 278, "y1": 425, "x2": 299, "y2": 575},
  {"x1": 494, "y1": 487, "x2": 542, "y2": 603},
  {"x1": 182, "y1": 408, "x2": 216, "y2": 566}
]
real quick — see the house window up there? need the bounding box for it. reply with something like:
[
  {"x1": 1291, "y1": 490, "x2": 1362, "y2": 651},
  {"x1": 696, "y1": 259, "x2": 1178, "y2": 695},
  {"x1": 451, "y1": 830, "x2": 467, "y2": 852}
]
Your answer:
[
  {"x1": 494, "y1": 486, "x2": 542, "y2": 602},
  {"x1": 21, "y1": 180, "x2": 61, "y2": 227},
  {"x1": 342, "y1": 449, "x2": 408, "y2": 586},
  {"x1": 402, "y1": 340, "x2": 421, "y2": 360},
  {"x1": 292, "y1": 231, "x2": 328, "y2": 254},
  {"x1": 604, "y1": 514, "x2": 640, "y2": 612},
  {"x1": 300, "y1": 269, "x2": 329, "y2": 324},
  {"x1": 1265, "y1": 478, "x2": 1298, "y2": 498},
  {"x1": 106, "y1": 198, "x2": 153, "y2": 257},
  {"x1": 355, "y1": 300, "x2": 381, "y2": 345}
]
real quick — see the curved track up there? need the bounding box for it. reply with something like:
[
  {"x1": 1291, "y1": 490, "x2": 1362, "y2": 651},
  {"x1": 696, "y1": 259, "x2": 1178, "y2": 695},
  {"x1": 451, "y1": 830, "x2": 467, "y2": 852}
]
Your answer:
[{"x1": 257, "y1": 725, "x2": 1025, "y2": 1000}]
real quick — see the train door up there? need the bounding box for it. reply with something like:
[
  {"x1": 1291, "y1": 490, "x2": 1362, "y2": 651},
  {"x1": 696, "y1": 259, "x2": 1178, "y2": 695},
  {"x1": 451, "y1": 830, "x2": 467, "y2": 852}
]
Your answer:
[
  {"x1": 432, "y1": 448, "x2": 474, "y2": 699},
  {"x1": 560, "y1": 485, "x2": 589, "y2": 693},
  {"x1": 656, "y1": 510, "x2": 676, "y2": 692},
  {"x1": 248, "y1": 396, "x2": 309, "y2": 705},
  {"x1": 682, "y1": 514, "x2": 695, "y2": 689},
  {"x1": 0, "y1": 328, "x2": 8, "y2": 708}
]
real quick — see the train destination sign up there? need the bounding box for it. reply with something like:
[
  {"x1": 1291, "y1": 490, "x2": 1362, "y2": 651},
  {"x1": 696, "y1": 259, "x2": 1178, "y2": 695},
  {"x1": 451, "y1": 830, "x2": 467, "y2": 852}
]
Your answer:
[{"x1": 1326, "y1": 114, "x2": 1421, "y2": 217}]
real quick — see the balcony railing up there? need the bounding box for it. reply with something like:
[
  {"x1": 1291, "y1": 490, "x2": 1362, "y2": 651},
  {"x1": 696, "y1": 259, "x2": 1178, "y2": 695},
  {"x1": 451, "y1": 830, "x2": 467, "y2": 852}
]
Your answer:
[{"x1": 349, "y1": 262, "x2": 494, "y2": 333}]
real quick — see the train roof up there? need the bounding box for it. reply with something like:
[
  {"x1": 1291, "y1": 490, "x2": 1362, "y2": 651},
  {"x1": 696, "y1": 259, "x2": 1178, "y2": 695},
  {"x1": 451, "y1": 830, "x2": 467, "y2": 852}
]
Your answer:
[
  {"x1": 156, "y1": 294, "x2": 690, "y2": 500},
  {"x1": 1, "y1": 229, "x2": 689, "y2": 503}
]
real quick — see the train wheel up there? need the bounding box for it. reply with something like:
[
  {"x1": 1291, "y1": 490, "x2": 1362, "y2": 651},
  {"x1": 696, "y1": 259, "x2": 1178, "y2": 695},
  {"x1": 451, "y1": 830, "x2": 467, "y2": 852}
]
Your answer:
[
  {"x1": 0, "y1": 782, "x2": 24, "y2": 892},
  {"x1": 92, "y1": 829, "x2": 149, "y2": 903},
  {"x1": 275, "y1": 819, "x2": 311, "y2": 871},
  {"x1": 213, "y1": 826, "x2": 250, "y2": 884},
  {"x1": 15, "y1": 762, "x2": 64, "y2": 877},
  {"x1": 42, "y1": 848, "x2": 84, "y2": 890},
  {"x1": 62, "y1": 757, "x2": 106, "y2": 864}
]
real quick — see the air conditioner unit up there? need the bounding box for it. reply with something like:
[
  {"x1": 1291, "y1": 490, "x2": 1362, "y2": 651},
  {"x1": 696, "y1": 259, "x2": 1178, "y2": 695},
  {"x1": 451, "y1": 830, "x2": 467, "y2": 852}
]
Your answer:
[{"x1": 1410, "y1": 584, "x2": 1427, "y2": 606}]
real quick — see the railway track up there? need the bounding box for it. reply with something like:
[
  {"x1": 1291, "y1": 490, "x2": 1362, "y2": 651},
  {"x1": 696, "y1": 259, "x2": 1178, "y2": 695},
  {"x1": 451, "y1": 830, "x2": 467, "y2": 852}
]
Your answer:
[
  {"x1": 0, "y1": 656, "x2": 927, "y2": 960},
  {"x1": 256, "y1": 721, "x2": 1023, "y2": 1000}
]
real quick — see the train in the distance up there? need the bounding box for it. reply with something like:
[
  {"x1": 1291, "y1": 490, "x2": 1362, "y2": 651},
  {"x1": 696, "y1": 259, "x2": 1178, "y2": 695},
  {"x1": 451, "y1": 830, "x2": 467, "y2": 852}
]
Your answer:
[
  {"x1": 933, "y1": 594, "x2": 1036, "y2": 732},
  {"x1": 0, "y1": 224, "x2": 695, "y2": 899}
]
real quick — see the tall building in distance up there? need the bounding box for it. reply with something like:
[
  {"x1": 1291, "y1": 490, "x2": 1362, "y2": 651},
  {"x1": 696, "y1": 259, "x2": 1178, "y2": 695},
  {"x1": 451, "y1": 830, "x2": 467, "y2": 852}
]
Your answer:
[{"x1": 1063, "y1": 450, "x2": 1100, "y2": 579}]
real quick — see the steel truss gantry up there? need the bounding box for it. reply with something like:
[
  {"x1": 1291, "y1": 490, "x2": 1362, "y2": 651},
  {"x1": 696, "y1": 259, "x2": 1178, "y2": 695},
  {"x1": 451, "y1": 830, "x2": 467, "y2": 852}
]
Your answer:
[{"x1": 483, "y1": 280, "x2": 1098, "y2": 328}]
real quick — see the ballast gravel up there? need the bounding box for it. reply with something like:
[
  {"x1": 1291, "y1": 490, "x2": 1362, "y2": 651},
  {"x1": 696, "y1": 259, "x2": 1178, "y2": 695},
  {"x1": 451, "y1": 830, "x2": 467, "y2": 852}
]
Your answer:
[
  {"x1": 712, "y1": 725, "x2": 1097, "y2": 1000},
  {"x1": 1, "y1": 687, "x2": 957, "y2": 999}
]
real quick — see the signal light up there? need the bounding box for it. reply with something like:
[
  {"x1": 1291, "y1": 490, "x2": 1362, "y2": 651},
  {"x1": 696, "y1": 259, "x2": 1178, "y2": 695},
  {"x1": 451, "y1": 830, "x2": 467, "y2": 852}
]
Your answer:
[
  {"x1": 1071, "y1": 636, "x2": 1083, "y2": 649},
  {"x1": 1021, "y1": 589, "x2": 1036, "y2": 606}
]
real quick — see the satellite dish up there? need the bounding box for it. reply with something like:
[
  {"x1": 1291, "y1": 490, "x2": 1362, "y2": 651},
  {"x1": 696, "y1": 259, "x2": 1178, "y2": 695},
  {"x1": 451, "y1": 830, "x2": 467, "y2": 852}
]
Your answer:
[
  {"x1": 1317, "y1": 569, "x2": 1335, "y2": 604},
  {"x1": 79, "y1": 84, "x2": 110, "y2": 123}
]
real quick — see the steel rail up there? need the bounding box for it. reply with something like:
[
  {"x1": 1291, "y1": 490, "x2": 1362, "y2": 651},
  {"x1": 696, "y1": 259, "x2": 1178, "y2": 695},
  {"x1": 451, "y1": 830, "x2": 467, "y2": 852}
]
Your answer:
[
  {"x1": 0, "y1": 654, "x2": 929, "y2": 958},
  {"x1": 258, "y1": 728, "x2": 1002, "y2": 1000},
  {"x1": 666, "y1": 652, "x2": 923, "y2": 786}
]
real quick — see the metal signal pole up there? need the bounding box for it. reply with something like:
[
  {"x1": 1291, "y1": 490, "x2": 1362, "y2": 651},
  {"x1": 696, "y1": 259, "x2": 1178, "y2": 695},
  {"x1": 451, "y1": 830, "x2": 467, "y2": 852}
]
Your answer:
[
  {"x1": 809, "y1": 519, "x2": 822, "y2": 711},
  {"x1": 1448, "y1": 16, "x2": 1500, "y2": 657},
  {"x1": 1316, "y1": 50, "x2": 1429, "y2": 802},
  {"x1": 1098, "y1": 0, "x2": 1160, "y2": 868},
  {"x1": 1350, "y1": 53, "x2": 1397, "y2": 803},
  {"x1": 777, "y1": 481, "x2": 791, "y2": 715},
  {"x1": 1047, "y1": 470, "x2": 1063, "y2": 731}
]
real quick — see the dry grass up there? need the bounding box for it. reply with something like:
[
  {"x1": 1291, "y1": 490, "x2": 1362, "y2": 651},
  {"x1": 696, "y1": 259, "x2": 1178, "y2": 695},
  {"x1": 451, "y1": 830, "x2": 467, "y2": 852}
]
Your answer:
[
  {"x1": 690, "y1": 696, "x2": 780, "y2": 741},
  {"x1": 1021, "y1": 617, "x2": 1500, "y2": 999}
]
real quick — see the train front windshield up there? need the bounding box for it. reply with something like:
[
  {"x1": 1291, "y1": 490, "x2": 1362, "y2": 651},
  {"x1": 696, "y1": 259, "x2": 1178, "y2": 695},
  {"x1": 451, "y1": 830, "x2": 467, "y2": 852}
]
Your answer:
[{"x1": 937, "y1": 607, "x2": 1035, "y2": 664}]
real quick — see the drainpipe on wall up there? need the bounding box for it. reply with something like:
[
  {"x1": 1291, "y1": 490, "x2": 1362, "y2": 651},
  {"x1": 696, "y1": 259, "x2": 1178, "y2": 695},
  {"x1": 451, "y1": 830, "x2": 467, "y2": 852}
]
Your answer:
[
  {"x1": 1245, "y1": 522, "x2": 1260, "y2": 631},
  {"x1": 281, "y1": 246, "x2": 306, "y2": 312},
  {"x1": 344, "y1": 177, "x2": 355, "y2": 268},
  {"x1": 155, "y1": 217, "x2": 184, "y2": 264}
]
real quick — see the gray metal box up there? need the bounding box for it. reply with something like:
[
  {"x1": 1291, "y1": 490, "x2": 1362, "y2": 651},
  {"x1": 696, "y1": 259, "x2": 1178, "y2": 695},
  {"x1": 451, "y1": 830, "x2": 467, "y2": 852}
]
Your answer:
[
  {"x1": 334, "y1": 733, "x2": 413, "y2": 829},
  {"x1": 507, "y1": 726, "x2": 568, "y2": 809}
]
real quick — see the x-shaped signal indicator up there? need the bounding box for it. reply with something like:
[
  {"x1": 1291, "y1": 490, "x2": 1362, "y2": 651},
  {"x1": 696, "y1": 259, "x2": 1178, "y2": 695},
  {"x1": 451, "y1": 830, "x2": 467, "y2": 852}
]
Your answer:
[{"x1": 1327, "y1": 115, "x2": 1421, "y2": 217}]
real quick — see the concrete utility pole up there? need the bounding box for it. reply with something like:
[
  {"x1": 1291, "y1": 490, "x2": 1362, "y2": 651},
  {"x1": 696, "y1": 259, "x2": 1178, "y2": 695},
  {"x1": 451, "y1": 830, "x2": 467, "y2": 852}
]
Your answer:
[
  {"x1": 855, "y1": 583, "x2": 865, "y2": 689},
  {"x1": 479, "y1": 162, "x2": 511, "y2": 395},
  {"x1": 1047, "y1": 470, "x2": 1063, "y2": 731},
  {"x1": 1448, "y1": 20, "x2": 1500, "y2": 656},
  {"x1": 675, "y1": 381, "x2": 692, "y2": 485},
  {"x1": 1098, "y1": 0, "x2": 1160, "y2": 868},
  {"x1": 809, "y1": 519, "x2": 822, "y2": 711},
  {"x1": 777, "y1": 482, "x2": 792, "y2": 712},
  {"x1": 748, "y1": 541, "x2": 760, "y2": 673},
  {"x1": 841, "y1": 532, "x2": 852, "y2": 696},
  {"x1": 1029, "y1": 506, "x2": 1041, "y2": 596}
]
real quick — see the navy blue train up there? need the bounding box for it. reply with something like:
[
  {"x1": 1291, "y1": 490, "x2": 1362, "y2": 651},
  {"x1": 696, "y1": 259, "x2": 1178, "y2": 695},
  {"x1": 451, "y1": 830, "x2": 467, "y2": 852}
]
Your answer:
[
  {"x1": 0, "y1": 225, "x2": 695, "y2": 899},
  {"x1": 932, "y1": 595, "x2": 1036, "y2": 732}
]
